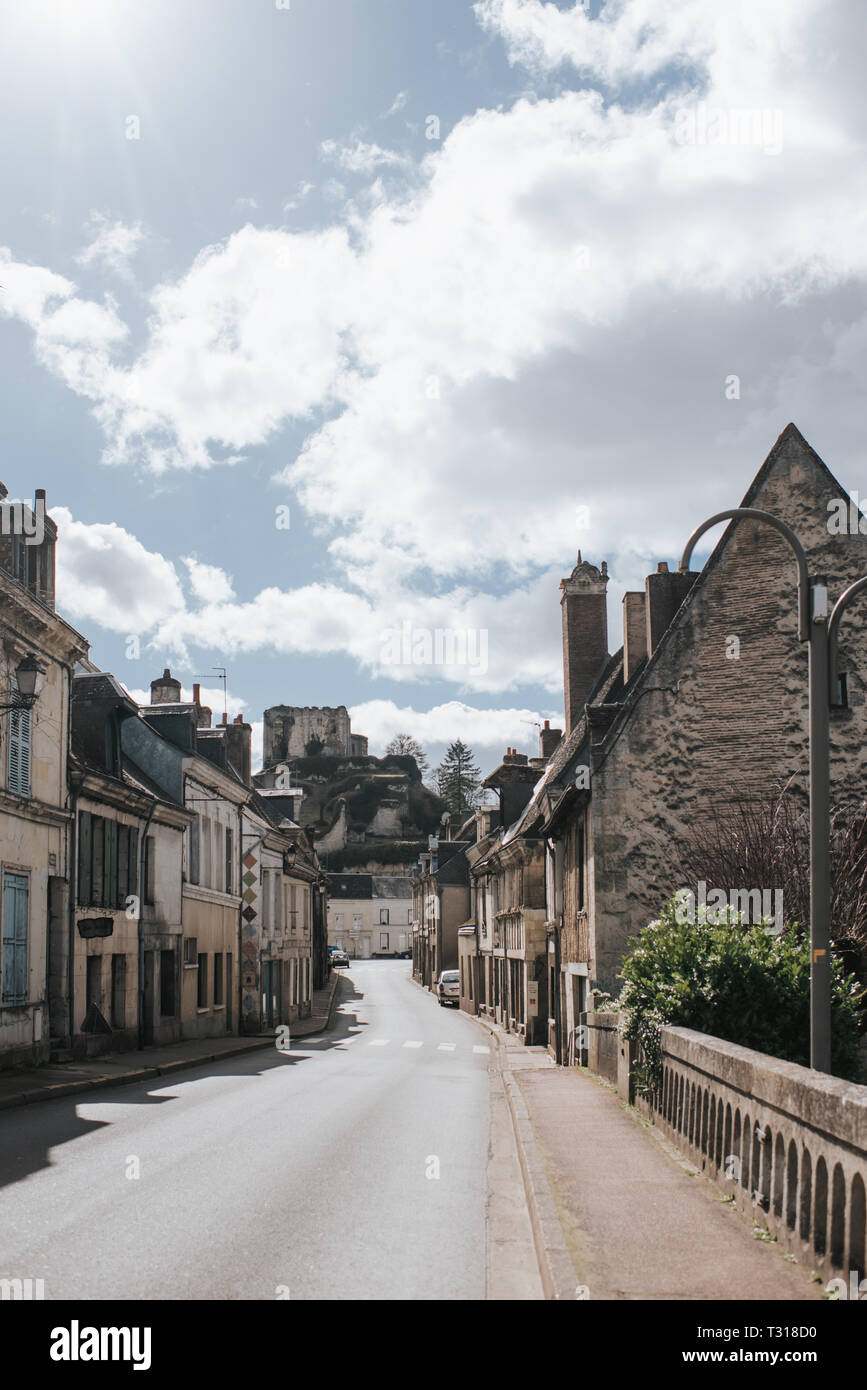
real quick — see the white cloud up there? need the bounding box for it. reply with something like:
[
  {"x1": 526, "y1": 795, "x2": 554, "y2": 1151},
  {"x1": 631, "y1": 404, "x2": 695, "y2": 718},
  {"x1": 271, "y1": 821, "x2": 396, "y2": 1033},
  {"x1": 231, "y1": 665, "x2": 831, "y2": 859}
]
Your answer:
[
  {"x1": 183, "y1": 556, "x2": 236, "y2": 604},
  {"x1": 52, "y1": 507, "x2": 186, "y2": 635},
  {"x1": 10, "y1": 0, "x2": 867, "y2": 701},
  {"x1": 75, "y1": 212, "x2": 145, "y2": 279},
  {"x1": 321, "y1": 138, "x2": 413, "y2": 173}
]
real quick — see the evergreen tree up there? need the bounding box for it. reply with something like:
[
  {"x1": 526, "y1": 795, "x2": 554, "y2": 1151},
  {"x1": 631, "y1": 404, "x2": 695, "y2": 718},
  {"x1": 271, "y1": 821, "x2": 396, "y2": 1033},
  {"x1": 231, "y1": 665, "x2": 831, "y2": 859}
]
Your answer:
[{"x1": 435, "y1": 740, "x2": 482, "y2": 814}]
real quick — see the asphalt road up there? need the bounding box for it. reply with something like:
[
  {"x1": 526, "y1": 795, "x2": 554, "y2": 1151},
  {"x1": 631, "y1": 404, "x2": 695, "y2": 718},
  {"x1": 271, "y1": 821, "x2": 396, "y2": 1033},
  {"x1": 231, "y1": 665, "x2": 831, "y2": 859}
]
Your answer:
[{"x1": 0, "y1": 962, "x2": 492, "y2": 1300}]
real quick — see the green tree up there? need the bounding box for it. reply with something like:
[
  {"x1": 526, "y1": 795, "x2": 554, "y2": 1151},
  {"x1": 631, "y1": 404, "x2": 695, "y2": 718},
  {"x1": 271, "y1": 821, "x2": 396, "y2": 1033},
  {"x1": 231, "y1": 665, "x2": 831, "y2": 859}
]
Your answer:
[
  {"x1": 435, "y1": 740, "x2": 482, "y2": 815},
  {"x1": 385, "y1": 732, "x2": 429, "y2": 778}
]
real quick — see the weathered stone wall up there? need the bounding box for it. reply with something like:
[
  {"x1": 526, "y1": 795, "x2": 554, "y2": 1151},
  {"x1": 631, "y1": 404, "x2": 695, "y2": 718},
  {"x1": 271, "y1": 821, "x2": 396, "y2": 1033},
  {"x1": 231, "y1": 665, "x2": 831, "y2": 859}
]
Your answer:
[
  {"x1": 589, "y1": 431, "x2": 867, "y2": 991},
  {"x1": 263, "y1": 705, "x2": 351, "y2": 765}
]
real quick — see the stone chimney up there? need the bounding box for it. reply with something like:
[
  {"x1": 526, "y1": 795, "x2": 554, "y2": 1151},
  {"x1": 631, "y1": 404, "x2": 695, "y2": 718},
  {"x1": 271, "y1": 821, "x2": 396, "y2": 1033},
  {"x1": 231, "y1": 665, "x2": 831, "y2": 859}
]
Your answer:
[
  {"x1": 645, "y1": 562, "x2": 698, "y2": 656},
  {"x1": 560, "y1": 553, "x2": 609, "y2": 734},
  {"x1": 622, "y1": 592, "x2": 648, "y2": 684},
  {"x1": 539, "y1": 719, "x2": 562, "y2": 759},
  {"x1": 224, "y1": 714, "x2": 252, "y2": 786},
  {"x1": 151, "y1": 668, "x2": 182, "y2": 704}
]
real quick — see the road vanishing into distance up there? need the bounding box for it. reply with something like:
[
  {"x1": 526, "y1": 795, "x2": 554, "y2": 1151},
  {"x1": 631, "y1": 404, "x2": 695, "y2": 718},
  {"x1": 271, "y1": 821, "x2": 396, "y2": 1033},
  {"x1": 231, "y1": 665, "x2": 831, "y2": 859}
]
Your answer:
[{"x1": 0, "y1": 963, "x2": 492, "y2": 1300}]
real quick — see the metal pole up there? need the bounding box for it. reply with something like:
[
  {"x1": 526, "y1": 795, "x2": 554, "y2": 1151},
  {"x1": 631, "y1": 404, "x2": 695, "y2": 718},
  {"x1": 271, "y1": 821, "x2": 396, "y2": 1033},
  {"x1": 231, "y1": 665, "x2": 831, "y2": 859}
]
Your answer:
[{"x1": 808, "y1": 581, "x2": 831, "y2": 1073}]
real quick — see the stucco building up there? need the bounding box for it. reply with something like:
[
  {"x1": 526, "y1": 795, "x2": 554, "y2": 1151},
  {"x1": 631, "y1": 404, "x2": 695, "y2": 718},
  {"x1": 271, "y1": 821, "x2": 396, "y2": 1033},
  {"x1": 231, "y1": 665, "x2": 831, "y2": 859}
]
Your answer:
[{"x1": 0, "y1": 488, "x2": 88, "y2": 1068}]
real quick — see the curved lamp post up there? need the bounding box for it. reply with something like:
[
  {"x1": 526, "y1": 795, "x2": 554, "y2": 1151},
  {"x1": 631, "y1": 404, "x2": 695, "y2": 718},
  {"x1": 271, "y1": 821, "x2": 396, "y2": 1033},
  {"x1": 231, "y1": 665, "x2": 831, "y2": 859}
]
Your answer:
[{"x1": 679, "y1": 507, "x2": 855, "y2": 1076}]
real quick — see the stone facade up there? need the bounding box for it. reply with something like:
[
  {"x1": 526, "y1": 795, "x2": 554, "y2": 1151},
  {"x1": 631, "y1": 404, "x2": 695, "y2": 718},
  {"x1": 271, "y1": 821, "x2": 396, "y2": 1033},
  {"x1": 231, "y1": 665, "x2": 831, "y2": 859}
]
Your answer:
[
  {"x1": 263, "y1": 704, "x2": 355, "y2": 764},
  {"x1": 535, "y1": 424, "x2": 867, "y2": 1062}
]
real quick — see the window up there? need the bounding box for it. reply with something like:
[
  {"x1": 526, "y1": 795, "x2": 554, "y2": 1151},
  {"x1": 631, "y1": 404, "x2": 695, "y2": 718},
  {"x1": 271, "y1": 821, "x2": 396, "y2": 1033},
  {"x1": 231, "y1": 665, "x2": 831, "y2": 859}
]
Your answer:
[
  {"x1": 380, "y1": 932, "x2": 389, "y2": 951},
  {"x1": 379, "y1": 908, "x2": 389, "y2": 925},
  {"x1": 1, "y1": 872, "x2": 28, "y2": 1005},
  {"x1": 335, "y1": 912, "x2": 343, "y2": 929},
  {"x1": 77, "y1": 813, "x2": 138, "y2": 909},
  {"x1": 407, "y1": 909, "x2": 413, "y2": 924},
  {"x1": 111, "y1": 955, "x2": 126, "y2": 1029},
  {"x1": 197, "y1": 953, "x2": 208, "y2": 1008},
  {"x1": 183, "y1": 936, "x2": 198, "y2": 966},
  {"x1": 160, "y1": 949, "x2": 176, "y2": 1016},
  {"x1": 352, "y1": 914, "x2": 362, "y2": 932},
  {"x1": 8, "y1": 693, "x2": 32, "y2": 798},
  {"x1": 303, "y1": 888, "x2": 310, "y2": 934},
  {"x1": 224, "y1": 828, "x2": 233, "y2": 895},
  {"x1": 213, "y1": 952, "x2": 224, "y2": 1005},
  {"x1": 144, "y1": 835, "x2": 155, "y2": 905}
]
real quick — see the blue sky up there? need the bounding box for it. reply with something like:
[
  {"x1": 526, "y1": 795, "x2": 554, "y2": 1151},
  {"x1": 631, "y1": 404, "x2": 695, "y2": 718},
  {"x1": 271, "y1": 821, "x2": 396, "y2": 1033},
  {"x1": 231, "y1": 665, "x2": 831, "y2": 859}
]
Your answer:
[{"x1": 3, "y1": 0, "x2": 867, "y2": 774}]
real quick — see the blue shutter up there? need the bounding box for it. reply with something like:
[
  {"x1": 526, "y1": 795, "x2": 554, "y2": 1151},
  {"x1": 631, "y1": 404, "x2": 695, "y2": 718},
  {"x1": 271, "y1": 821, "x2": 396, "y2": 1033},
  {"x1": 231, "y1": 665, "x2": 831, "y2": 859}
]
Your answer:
[
  {"x1": 8, "y1": 701, "x2": 31, "y2": 798},
  {"x1": 1, "y1": 873, "x2": 29, "y2": 1004}
]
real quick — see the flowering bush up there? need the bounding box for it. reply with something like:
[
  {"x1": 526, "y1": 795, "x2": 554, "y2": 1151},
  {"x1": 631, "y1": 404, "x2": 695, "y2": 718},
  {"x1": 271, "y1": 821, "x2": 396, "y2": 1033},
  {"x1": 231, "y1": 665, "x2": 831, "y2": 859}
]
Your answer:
[{"x1": 616, "y1": 897, "x2": 864, "y2": 1093}]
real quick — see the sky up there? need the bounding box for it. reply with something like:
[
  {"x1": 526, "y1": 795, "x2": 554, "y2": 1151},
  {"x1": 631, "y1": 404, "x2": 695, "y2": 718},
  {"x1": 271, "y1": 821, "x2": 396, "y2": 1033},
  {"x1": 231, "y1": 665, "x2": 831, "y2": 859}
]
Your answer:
[{"x1": 2, "y1": 0, "x2": 867, "y2": 777}]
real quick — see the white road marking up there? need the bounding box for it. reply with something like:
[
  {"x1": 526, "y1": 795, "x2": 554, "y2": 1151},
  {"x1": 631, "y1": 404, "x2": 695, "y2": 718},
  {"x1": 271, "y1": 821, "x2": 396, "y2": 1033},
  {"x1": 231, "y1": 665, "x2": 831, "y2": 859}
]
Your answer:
[
  {"x1": 369, "y1": 1039, "x2": 389, "y2": 1046},
  {"x1": 403, "y1": 1040, "x2": 423, "y2": 1048},
  {"x1": 472, "y1": 1045, "x2": 490, "y2": 1054},
  {"x1": 437, "y1": 1042, "x2": 456, "y2": 1051}
]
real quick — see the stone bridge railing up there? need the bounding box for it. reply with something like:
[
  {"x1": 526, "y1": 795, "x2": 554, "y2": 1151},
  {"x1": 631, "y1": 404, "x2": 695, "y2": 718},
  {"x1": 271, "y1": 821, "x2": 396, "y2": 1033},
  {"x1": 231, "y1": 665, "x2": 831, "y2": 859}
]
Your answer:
[{"x1": 580, "y1": 1012, "x2": 867, "y2": 1285}]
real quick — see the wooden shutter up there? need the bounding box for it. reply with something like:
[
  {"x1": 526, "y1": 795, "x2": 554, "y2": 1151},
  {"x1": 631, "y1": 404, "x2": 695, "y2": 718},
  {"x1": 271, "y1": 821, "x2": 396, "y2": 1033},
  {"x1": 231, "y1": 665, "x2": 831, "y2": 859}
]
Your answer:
[
  {"x1": 8, "y1": 704, "x2": 31, "y2": 797},
  {"x1": 104, "y1": 820, "x2": 118, "y2": 908},
  {"x1": 78, "y1": 811, "x2": 92, "y2": 906},
  {"x1": 1, "y1": 872, "x2": 28, "y2": 1004},
  {"x1": 128, "y1": 827, "x2": 138, "y2": 900},
  {"x1": 117, "y1": 826, "x2": 129, "y2": 907},
  {"x1": 189, "y1": 816, "x2": 199, "y2": 885}
]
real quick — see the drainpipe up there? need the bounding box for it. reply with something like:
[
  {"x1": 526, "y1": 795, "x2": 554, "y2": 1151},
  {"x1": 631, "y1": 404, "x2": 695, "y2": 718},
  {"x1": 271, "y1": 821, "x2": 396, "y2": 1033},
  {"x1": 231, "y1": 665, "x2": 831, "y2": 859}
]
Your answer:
[
  {"x1": 137, "y1": 800, "x2": 156, "y2": 1049},
  {"x1": 67, "y1": 770, "x2": 83, "y2": 1048}
]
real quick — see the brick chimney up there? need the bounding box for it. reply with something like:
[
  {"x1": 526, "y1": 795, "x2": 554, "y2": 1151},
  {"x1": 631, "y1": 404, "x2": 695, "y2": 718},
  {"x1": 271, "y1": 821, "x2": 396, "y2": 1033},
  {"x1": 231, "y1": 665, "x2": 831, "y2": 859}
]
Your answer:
[
  {"x1": 560, "y1": 553, "x2": 609, "y2": 734},
  {"x1": 645, "y1": 562, "x2": 698, "y2": 656},
  {"x1": 540, "y1": 719, "x2": 562, "y2": 759},
  {"x1": 622, "y1": 592, "x2": 648, "y2": 684},
  {"x1": 151, "y1": 668, "x2": 182, "y2": 704}
]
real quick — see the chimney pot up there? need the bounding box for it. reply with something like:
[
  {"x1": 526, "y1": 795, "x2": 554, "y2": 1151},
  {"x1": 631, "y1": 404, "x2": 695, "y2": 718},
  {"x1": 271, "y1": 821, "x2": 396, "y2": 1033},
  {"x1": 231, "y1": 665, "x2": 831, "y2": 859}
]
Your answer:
[
  {"x1": 657, "y1": 561, "x2": 669, "y2": 573},
  {"x1": 193, "y1": 683, "x2": 201, "y2": 705},
  {"x1": 221, "y1": 711, "x2": 228, "y2": 725}
]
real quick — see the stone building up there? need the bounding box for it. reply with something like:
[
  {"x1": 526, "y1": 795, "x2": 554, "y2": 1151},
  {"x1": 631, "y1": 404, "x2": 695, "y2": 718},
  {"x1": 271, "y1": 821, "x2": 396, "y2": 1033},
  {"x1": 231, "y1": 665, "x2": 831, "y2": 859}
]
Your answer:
[
  {"x1": 525, "y1": 424, "x2": 867, "y2": 1064},
  {"x1": 121, "y1": 674, "x2": 250, "y2": 1041},
  {"x1": 65, "y1": 672, "x2": 192, "y2": 1056},
  {"x1": 263, "y1": 704, "x2": 368, "y2": 764},
  {"x1": 465, "y1": 751, "x2": 549, "y2": 1044},
  {"x1": 239, "y1": 792, "x2": 318, "y2": 1032},
  {"x1": 411, "y1": 838, "x2": 474, "y2": 989},
  {"x1": 327, "y1": 873, "x2": 414, "y2": 958},
  {"x1": 0, "y1": 487, "x2": 89, "y2": 1068}
]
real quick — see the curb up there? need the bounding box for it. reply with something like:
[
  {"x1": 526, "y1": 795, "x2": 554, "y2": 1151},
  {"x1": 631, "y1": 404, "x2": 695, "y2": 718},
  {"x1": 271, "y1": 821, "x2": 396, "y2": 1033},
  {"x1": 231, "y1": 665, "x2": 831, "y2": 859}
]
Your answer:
[
  {"x1": 0, "y1": 972, "x2": 343, "y2": 1113},
  {"x1": 475, "y1": 1011, "x2": 578, "y2": 1301}
]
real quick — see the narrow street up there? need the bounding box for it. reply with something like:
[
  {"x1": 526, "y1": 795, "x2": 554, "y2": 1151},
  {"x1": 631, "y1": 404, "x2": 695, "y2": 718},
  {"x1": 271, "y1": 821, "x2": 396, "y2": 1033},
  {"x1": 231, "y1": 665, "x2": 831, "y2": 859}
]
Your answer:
[{"x1": 0, "y1": 964, "x2": 494, "y2": 1301}]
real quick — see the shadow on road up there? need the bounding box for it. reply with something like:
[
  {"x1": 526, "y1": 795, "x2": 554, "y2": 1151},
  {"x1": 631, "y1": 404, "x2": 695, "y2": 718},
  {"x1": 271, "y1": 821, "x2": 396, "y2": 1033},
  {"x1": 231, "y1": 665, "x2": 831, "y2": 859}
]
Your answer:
[{"x1": 0, "y1": 974, "x2": 367, "y2": 1193}]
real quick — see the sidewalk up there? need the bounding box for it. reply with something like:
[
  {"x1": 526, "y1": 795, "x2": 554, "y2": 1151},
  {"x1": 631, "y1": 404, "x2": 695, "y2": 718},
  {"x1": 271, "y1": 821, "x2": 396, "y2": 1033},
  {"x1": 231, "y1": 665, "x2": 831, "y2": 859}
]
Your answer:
[
  {"x1": 476, "y1": 1015, "x2": 822, "y2": 1301},
  {"x1": 0, "y1": 972, "x2": 341, "y2": 1112}
]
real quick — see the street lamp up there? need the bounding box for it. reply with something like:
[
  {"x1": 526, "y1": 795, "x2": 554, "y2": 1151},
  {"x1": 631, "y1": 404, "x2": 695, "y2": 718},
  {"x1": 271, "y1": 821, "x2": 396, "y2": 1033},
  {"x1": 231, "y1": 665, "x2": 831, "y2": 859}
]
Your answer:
[
  {"x1": 679, "y1": 507, "x2": 866, "y2": 1076},
  {"x1": 0, "y1": 653, "x2": 45, "y2": 712}
]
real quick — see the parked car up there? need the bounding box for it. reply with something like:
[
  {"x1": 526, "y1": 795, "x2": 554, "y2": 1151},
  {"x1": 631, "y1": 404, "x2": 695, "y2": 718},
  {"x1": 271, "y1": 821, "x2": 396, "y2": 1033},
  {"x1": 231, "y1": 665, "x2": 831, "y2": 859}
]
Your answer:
[
  {"x1": 437, "y1": 969, "x2": 460, "y2": 1006},
  {"x1": 330, "y1": 949, "x2": 349, "y2": 967}
]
